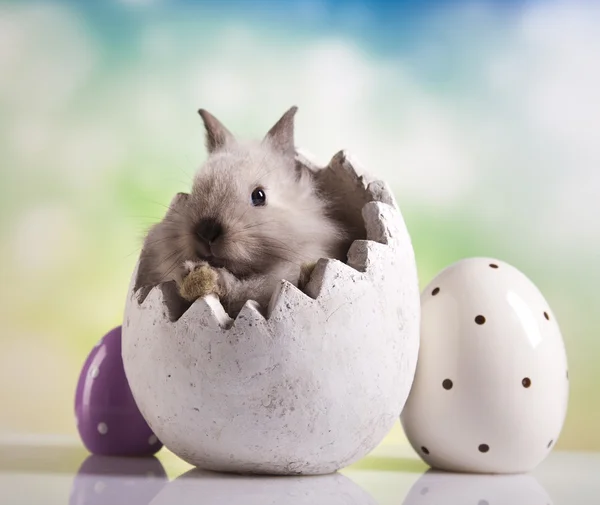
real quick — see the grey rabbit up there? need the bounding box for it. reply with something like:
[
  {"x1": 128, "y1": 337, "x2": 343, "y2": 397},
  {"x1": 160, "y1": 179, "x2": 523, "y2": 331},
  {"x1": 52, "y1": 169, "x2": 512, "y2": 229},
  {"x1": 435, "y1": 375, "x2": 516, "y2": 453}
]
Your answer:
[{"x1": 135, "y1": 105, "x2": 351, "y2": 318}]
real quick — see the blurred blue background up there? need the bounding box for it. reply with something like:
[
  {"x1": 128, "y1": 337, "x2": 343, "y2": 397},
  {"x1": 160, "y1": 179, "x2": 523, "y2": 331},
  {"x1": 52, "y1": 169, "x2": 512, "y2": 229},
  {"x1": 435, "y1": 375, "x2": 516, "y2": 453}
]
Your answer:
[{"x1": 0, "y1": 0, "x2": 598, "y2": 452}]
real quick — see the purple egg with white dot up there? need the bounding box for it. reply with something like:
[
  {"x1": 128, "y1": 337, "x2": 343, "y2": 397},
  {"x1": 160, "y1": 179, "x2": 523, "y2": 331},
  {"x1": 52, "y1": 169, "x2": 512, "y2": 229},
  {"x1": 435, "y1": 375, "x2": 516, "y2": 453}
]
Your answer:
[{"x1": 75, "y1": 326, "x2": 163, "y2": 456}]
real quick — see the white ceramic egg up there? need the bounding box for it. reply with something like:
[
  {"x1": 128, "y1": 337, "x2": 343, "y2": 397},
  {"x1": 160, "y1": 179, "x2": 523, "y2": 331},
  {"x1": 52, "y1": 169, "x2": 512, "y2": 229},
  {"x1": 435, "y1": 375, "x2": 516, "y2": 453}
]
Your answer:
[
  {"x1": 122, "y1": 150, "x2": 421, "y2": 475},
  {"x1": 400, "y1": 257, "x2": 569, "y2": 474}
]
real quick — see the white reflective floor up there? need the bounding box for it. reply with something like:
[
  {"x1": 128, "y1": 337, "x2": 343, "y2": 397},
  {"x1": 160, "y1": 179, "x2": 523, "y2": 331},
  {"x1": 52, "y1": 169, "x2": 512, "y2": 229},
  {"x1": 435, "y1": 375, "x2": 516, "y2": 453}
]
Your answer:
[{"x1": 1, "y1": 437, "x2": 597, "y2": 505}]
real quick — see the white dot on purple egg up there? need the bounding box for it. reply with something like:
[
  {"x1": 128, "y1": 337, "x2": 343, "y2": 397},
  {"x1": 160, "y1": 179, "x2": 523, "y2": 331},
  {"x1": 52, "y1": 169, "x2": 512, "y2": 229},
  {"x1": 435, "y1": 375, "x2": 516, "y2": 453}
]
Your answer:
[
  {"x1": 97, "y1": 422, "x2": 108, "y2": 435},
  {"x1": 94, "y1": 481, "x2": 106, "y2": 494},
  {"x1": 89, "y1": 366, "x2": 99, "y2": 379},
  {"x1": 148, "y1": 434, "x2": 158, "y2": 445}
]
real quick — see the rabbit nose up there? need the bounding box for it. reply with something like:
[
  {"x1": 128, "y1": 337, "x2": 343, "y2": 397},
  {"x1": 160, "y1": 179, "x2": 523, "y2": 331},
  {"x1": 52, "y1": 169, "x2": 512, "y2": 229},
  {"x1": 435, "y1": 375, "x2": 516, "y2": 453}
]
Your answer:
[{"x1": 196, "y1": 218, "x2": 223, "y2": 244}]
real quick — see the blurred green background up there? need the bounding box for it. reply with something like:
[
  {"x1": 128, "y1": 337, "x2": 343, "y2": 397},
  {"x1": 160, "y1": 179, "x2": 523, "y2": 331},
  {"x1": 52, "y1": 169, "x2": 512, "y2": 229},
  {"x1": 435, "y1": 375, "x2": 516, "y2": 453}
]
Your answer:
[{"x1": 0, "y1": 0, "x2": 598, "y2": 452}]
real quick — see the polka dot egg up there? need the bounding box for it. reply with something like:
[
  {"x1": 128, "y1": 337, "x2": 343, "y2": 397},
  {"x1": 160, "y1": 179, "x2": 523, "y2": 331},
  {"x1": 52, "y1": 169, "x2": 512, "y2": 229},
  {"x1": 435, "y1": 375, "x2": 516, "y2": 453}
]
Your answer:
[
  {"x1": 75, "y1": 326, "x2": 163, "y2": 456},
  {"x1": 400, "y1": 257, "x2": 569, "y2": 474}
]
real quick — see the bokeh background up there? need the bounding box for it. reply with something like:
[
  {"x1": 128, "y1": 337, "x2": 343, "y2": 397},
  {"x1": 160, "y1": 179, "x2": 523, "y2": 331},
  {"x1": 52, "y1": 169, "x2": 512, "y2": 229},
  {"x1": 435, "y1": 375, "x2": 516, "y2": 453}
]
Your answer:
[{"x1": 1, "y1": 0, "x2": 598, "y2": 453}]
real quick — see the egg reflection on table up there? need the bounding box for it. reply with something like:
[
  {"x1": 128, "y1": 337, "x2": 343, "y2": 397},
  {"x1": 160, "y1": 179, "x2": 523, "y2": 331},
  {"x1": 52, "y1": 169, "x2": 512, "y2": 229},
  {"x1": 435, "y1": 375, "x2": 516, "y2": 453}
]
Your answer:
[
  {"x1": 148, "y1": 467, "x2": 377, "y2": 505},
  {"x1": 402, "y1": 470, "x2": 553, "y2": 505},
  {"x1": 401, "y1": 257, "x2": 569, "y2": 474},
  {"x1": 69, "y1": 455, "x2": 168, "y2": 505}
]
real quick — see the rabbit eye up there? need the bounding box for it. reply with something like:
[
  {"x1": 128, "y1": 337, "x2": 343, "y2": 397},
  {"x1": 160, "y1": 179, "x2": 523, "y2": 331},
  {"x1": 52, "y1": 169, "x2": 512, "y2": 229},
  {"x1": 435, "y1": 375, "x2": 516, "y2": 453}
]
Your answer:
[{"x1": 251, "y1": 187, "x2": 266, "y2": 207}]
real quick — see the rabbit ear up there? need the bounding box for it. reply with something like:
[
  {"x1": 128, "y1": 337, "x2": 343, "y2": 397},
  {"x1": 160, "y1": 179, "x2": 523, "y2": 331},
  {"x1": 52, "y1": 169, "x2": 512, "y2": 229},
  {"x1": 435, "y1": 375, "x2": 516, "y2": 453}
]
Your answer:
[
  {"x1": 263, "y1": 106, "x2": 298, "y2": 157},
  {"x1": 198, "y1": 109, "x2": 235, "y2": 153}
]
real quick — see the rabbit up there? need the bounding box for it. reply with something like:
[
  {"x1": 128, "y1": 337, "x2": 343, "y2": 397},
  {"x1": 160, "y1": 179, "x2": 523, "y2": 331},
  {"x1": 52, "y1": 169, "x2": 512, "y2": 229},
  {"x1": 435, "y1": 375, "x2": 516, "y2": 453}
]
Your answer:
[{"x1": 134, "y1": 105, "x2": 351, "y2": 318}]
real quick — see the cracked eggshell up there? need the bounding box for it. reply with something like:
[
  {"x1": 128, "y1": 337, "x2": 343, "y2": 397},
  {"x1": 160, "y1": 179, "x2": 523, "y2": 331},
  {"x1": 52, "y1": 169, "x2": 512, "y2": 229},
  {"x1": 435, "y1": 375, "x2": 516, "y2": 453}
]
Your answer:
[
  {"x1": 401, "y1": 257, "x2": 569, "y2": 474},
  {"x1": 121, "y1": 150, "x2": 421, "y2": 475}
]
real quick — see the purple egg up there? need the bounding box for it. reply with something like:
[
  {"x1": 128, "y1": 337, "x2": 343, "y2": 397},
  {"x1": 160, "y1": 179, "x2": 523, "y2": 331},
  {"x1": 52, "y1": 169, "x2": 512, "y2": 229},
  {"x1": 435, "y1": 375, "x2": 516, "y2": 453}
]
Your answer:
[{"x1": 75, "y1": 326, "x2": 163, "y2": 456}]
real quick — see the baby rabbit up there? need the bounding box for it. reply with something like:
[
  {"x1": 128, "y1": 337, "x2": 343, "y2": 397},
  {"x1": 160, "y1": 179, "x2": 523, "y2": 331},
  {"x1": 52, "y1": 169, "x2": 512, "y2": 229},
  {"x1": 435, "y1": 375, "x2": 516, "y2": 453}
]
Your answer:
[{"x1": 135, "y1": 106, "x2": 350, "y2": 317}]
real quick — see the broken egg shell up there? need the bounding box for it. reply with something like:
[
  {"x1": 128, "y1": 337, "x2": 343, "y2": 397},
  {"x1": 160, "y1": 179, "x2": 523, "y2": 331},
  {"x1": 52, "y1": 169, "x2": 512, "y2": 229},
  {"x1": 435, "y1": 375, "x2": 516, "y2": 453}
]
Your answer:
[
  {"x1": 400, "y1": 257, "x2": 569, "y2": 474},
  {"x1": 75, "y1": 326, "x2": 163, "y2": 457},
  {"x1": 122, "y1": 151, "x2": 421, "y2": 475}
]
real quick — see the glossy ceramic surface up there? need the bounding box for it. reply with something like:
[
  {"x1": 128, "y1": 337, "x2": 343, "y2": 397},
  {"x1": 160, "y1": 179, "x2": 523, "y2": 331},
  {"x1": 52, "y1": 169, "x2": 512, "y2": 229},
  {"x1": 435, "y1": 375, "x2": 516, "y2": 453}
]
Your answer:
[
  {"x1": 401, "y1": 257, "x2": 569, "y2": 473},
  {"x1": 0, "y1": 439, "x2": 596, "y2": 505},
  {"x1": 75, "y1": 326, "x2": 162, "y2": 457}
]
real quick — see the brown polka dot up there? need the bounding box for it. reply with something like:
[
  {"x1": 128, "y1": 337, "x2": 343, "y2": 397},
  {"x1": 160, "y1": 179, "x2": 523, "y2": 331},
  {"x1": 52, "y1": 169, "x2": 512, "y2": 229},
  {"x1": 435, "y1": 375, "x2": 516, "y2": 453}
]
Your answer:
[
  {"x1": 489, "y1": 263, "x2": 498, "y2": 269},
  {"x1": 544, "y1": 312, "x2": 550, "y2": 320},
  {"x1": 421, "y1": 446, "x2": 430, "y2": 455},
  {"x1": 478, "y1": 444, "x2": 489, "y2": 453},
  {"x1": 475, "y1": 315, "x2": 486, "y2": 325},
  {"x1": 432, "y1": 287, "x2": 440, "y2": 296},
  {"x1": 442, "y1": 379, "x2": 453, "y2": 390},
  {"x1": 522, "y1": 377, "x2": 532, "y2": 388}
]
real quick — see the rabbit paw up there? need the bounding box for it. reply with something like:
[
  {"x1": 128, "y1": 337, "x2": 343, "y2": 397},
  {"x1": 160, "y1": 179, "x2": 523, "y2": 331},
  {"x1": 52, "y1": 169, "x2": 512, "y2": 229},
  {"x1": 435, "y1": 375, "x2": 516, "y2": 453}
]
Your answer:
[{"x1": 179, "y1": 262, "x2": 222, "y2": 301}]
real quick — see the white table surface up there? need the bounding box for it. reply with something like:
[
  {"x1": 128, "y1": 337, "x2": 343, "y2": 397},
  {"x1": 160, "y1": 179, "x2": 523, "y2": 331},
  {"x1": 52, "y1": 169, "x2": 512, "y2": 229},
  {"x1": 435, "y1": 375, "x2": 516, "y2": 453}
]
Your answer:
[{"x1": 1, "y1": 436, "x2": 597, "y2": 504}]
